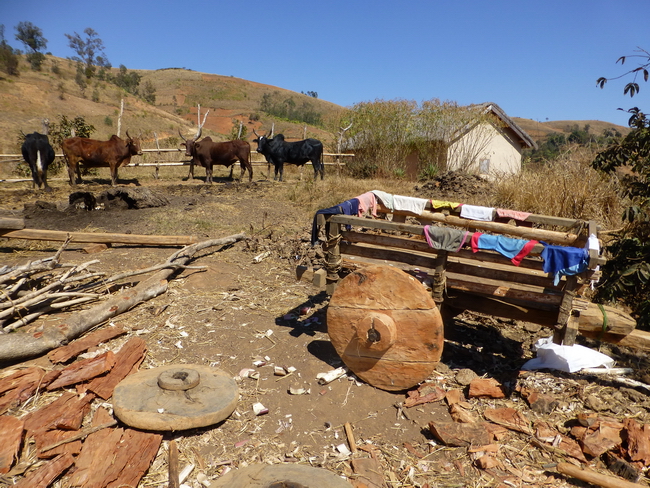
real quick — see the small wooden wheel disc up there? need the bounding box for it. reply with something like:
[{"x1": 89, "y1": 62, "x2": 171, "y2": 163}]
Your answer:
[
  {"x1": 113, "y1": 364, "x2": 238, "y2": 431},
  {"x1": 328, "y1": 264, "x2": 444, "y2": 391},
  {"x1": 210, "y1": 463, "x2": 352, "y2": 488}
]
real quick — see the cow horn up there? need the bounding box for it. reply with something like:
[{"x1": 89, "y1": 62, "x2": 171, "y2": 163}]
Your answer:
[
  {"x1": 195, "y1": 126, "x2": 202, "y2": 141},
  {"x1": 125, "y1": 129, "x2": 131, "y2": 140},
  {"x1": 270, "y1": 123, "x2": 275, "y2": 138},
  {"x1": 252, "y1": 128, "x2": 259, "y2": 138},
  {"x1": 178, "y1": 129, "x2": 187, "y2": 142}
]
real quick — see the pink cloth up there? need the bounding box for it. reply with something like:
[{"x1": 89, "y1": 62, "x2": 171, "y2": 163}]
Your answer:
[
  {"x1": 356, "y1": 192, "x2": 378, "y2": 217},
  {"x1": 471, "y1": 232, "x2": 482, "y2": 253},
  {"x1": 496, "y1": 208, "x2": 532, "y2": 221}
]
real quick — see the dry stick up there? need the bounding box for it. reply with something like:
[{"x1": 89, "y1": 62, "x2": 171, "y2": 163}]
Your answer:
[
  {"x1": 0, "y1": 233, "x2": 246, "y2": 363},
  {"x1": 169, "y1": 440, "x2": 180, "y2": 488},
  {"x1": 40, "y1": 420, "x2": 118, "y2": 452},
  {"x1": 344, "y1": 422, "x2": 358, "y2": 454},
  {"x1": 0, "y1": 236, "x2": 70, "y2": 285},
  {"x1": 556, "y1": 462, "x2": 641, "y2": 488},
  {"x1": 103, "y1": 263, "x2": 206, "y2": 283}
]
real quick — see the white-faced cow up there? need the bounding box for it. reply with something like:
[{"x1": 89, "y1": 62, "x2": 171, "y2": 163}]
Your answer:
[
  {"x1": 21, "y1": 132, "x2": 55, "y2": 192},
  {"x1": 252, "y1": 130, "x2": 324, "y2": 182},
  {"x1": 62, "y1": 131, "x2": 143, "y2": 187},
  {"x1": 179, "y1": 127, "x2": 252, "y2": 184}
]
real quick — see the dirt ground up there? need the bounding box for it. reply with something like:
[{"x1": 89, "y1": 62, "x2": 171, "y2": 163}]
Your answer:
[{"x1": 1, "y1": 169, "x2": 649, "y2": 487}]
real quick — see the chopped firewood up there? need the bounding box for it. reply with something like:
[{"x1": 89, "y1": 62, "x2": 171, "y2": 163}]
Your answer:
[
  {"x1": 0, "y1": 415, "x2": 24, "y2": 473},
  {"x1": 344, "y1": 422, "x2": 357, "y2": 454},
  {"x1": 67, "y1": 421, "x2": 162, "y2": 488},
  {"x1": 580, "y1": 420, "x2": 625, "y2": 458},
  {"x1": 47, "y1": 325, "x2": 126, "y2": 363},
  {"x1": 449, "y1": 402, "x2": 478, "y2": 423},
  {"x1": 533, "y1": 420, "x2": 587, "y2": 463},
  {"x1": 444, "y1": 389, "x2": 465, "y2": 405},
  {"x1": 404, "y1": 383, "x2": 445, "y2": 407},
  {"x1": 483, "y1": 408, "x2": 533, "y2": 435},
  {"x1": 428, "y1": 421, "x2": 493, "y2": 447},
  {"x1": 13, "y1": 452, "x2": 74, "y2": 488},
  {"x1": 34, "y1": 429, "x2": 82, "y2": 459},
  {"x1": 0, "y1": 367, "x2": 48, "y2": 414},
  {"x1": 468, "y1": 378, "x2": 506, "y2": 399},
  {"x1": 46, "y1": 351, "x2": 115, "y2": 391},
  {"x1": 624, "y1": 418, "x2": 650, "y2": 465},
  {"x1": 351, "y1": 457, "x2": 384, "y2": 488},
  {"x1": 84, "y1": 337, "x2": 146, "y2": 400},
  {"x1": 22, "y1": 391, "x2": 95, "y2": 436}
]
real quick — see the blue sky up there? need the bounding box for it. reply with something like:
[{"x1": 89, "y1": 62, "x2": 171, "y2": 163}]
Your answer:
[{"x1": 2, "y1": 0, "x2": 648, "y2": 128}]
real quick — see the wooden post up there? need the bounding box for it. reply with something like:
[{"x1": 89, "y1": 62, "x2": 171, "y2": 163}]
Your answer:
[
  {"x1": 553, "y1": 275, "x2": 579, "y2": 345},
  {"x1": 117, "y1": 99, "x2": 124, "y2": 138},
  {"x1": 323, "y1": 215, "x2": 341, "y2": 295},
  {"x1": 431, "y1": 250, "x2": 448, "y2": 304}
]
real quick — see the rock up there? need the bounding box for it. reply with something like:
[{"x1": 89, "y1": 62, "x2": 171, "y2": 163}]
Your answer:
[{"x1": 455, "y1": 368, "x2": 478, "y2": 386}]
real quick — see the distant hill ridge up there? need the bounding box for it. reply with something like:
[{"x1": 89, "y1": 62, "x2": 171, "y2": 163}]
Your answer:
[{"x1": 0, "y1": 54, "x2": 629, "y2": 155}]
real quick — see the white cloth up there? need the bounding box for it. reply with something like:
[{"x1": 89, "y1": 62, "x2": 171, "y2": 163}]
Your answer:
[
  {"x1": 521, "y1": 336, "x2": 614, "y2": 373},
  {"x1": 371, "y1": 190, "x2": 394, "y2": 211},
  {"x1": 392, "y1": 195, "x2": 428, "y2": 215},
  {"x1": 460, "y1": 204, "x2": 495, "y2": 221}
]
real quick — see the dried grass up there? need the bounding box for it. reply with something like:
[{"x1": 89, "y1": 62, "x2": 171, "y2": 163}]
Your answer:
[{"x1": 489, "y1": 145, "x2": 626, "y2": 229}]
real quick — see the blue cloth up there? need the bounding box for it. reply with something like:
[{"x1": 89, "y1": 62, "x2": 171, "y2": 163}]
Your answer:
[
  {"x1": 540, "y1": 243, "x2": 589, "y2": 285},
  {"x1": 311, "y1": 198, "x2": 360, "y2": 245},
  {"x1": 477, "y1": 234, "x2": 528, "y2": 259}
]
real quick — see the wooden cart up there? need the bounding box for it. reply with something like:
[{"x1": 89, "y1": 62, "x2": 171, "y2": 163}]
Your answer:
[{"x1": 312, "y1": 195, "x2": 646, "y2": 390}]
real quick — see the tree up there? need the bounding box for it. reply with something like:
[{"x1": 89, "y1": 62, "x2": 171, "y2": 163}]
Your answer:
[
  {"x1": 65, "y1": 27, "x2": 110, "y2": 79},
  {"x1": 597, "y1": 47, "x2": 650, "y2": 97},
  {"x1": 0, "y1": 25, "x2": 19, "y2": 76},
  {"x1": 592, "y1": 50, "x2": 650, "y2": 330},
  {"x1": 15, "y1": 21, "x2": 47, "y2": 70}
]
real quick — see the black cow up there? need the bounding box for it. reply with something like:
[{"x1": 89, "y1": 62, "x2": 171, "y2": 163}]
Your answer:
[
  {"x1": 252, "y1": 130, "x2": 324, "y2": 182},
  {"x1": 21, "y1": 132, "x2": 55, "y2": 192}
]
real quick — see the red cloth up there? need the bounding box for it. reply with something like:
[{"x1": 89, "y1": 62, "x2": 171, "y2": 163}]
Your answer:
[
  {"x1": 471, "y1": 232, "x2": 482, "y2": 253},
  {"x1": 512, "y1": 240, "x2": 538, "y2": 265}
]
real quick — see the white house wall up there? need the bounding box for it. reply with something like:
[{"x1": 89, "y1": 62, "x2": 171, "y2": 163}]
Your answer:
[{"x1": 447, "y1": 123, "x2": 524, "y2": 176}]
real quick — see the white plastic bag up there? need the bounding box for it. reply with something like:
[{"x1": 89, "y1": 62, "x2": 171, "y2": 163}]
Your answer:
[{"x1": 521, "y1": 336, "x2": 614, "y2": 373}]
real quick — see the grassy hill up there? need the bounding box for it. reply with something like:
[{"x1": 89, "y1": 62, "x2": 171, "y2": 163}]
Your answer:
[
  {"x1": 0, "y1": 55, "x2": 344, "y2": 157},
  {"x1": 0, "y1": 54, "x2": 630, "y2": 160}
]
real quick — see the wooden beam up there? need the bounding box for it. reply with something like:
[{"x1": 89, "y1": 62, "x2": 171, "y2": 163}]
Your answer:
[{"x1": 1, "y1": 228, "x2": 198, "y2": 246}]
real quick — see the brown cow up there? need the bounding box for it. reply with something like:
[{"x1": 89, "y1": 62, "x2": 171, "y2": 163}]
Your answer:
[
  {"x1": 62, "y1": 131, "x2": 143, "y2": 186},
  {"x1": 179, "y1": 128, "x2": 252, "y2": 183}
]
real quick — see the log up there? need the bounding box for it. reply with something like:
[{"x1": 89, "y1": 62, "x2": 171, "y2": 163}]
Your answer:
[
  {"x1": 443, "y1": 291, "x2": 636, "y2": 336},
  {"x1": 1, "y1": 228, "x2": 198, "y2": 246},
  {"x1": 0, "y1": 234, "x2": 245, "y2": 363},
  {"x1": 0, "y1": 218, "x2": 25, "y2": 230}
]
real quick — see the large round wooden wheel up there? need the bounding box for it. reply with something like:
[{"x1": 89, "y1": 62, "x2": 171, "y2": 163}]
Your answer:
[{"x1": 327, "y1": 264, "x2": 444, "y2": 391}]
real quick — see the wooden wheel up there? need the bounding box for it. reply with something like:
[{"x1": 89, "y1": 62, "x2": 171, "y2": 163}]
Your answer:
[{"x1": 327, "y1": 264, "x2": 444, "y2": 391}]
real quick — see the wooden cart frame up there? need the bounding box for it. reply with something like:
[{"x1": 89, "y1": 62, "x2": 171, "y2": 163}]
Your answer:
[{"x1": 314, "y1": 198, "x2": 649, "y2": 351}]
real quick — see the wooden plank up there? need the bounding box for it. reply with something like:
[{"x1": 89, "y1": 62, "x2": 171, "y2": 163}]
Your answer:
[
  {"x1": 340, "y1": 243, "x2": 562, "y2": 304},
  {"x1": 0, "y1": 218, "x2": 25, "y2": 231},
  {"x1": 333, "y1": 208, "x2": 581, "y2": 246},
  {"x1": 47, "y1": 325, "x2": 127, "y2": 364},
  {"x1": 1, "y1": 228, "x2": 199, "y2": 246}
]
